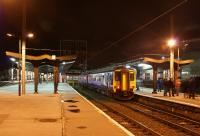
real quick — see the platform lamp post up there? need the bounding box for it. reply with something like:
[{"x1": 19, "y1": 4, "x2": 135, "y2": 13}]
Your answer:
[
  {"x1": 21, "y1": 32, "x2": 34, "y2": 95},
  {"x1": 6, "y1": 32, "x2": 34, "y2": 96},
  {"x1": 21, "y1": 0, "x2": 27, "y2": 95},
  {"x1": 21, "y1": 0, "x2": 34, "y2": 95},
  {"x1": 167, "y1": 38, "x2": 176, "y2": 81},
  {"x1": 6, "y1": 33, "x2": 22, "y2": 96}
]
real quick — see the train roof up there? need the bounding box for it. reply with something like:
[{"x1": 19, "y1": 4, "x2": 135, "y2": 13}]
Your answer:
[{"x1": 87, "y1": 66, "x2": 136, "y2": 74}]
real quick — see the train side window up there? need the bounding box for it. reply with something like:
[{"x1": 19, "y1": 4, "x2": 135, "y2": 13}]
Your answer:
[
  {"x1": 115, "y1": 71, "x2": 121, "y2": 81},
  {"x1": 130, "y1": 73, "x2": 134, "y2": 81}
]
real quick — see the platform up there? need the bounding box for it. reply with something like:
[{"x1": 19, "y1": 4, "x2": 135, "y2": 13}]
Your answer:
[
  {"x1": 0, "y1": 81, "x2": 55, "y2": 94},
  {"x1": 0, "y1": 93, "x2": 61, "y2": 136},
  {"x1": 59, "y1": 83, "x2": 132, "y2": 136},
  {"x1": 137, "y1": 87, "x2": 200, "y2": 108},
  {"x1": 0, "y1": 83, "x2": 133, "y2": 136}
]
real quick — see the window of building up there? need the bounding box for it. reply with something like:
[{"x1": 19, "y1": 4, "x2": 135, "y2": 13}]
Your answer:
[{"x1": 145, "y1": 73, "x2": 150, "y2": 80}]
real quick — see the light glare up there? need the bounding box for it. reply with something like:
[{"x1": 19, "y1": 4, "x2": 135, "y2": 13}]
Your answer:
[
  {"x1": 62, "y1": 62, "x2": 66, "y2": 65},
  {"x1": 10, "y1": 58, "x2": 16, "y2": 62},
  {"x1": 167, "y1": 39, "x2": 176, "y2": 47},
  {"x1": 52, "y1": 55, "x2": 56, "y2": 60},
  {"x1": 6, "y1": 33, "x2": 14, "y2": 37},
  {"x1": 27, "y1": 33, "x2": 34, "y2": 38}
]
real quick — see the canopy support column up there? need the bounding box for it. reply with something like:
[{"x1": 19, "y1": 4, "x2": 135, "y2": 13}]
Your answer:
[
  {"x1": 152, "y1": 65, "x2": 157, "y2": 94},
  {"x1": 54, "y1": 63, "x2": 59, "y2": 94},
  {"x1": 34, "y1": 63, "x2": 39, "y2": 94}
]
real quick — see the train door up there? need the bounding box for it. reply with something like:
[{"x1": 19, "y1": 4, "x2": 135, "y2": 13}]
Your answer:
[
  {"x1": 121, "y1": 70, "x2": 129, "y2": 91},
  {"x1": 129, "y1": 70, "x2": 135, "y2": 91}
]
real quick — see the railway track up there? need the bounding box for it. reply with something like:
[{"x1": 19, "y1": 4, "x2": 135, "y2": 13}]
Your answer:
[
  {"x1": 77, "y1": 88, "x2": 161, "y2": 136},
  {"x1": 77, "y1": 87, "x2": 200, "y2": 136},
  {"x1": 118, "y1": 102, "x2": 200, "y2": 136}
]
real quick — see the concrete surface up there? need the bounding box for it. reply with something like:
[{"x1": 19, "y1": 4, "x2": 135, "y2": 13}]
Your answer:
[
  {"x1": 60, "y1": 84, "x2": 130, "y2": 136},
  {"x1": 137, "y1": 87, "x2": 200, "y2": 108},
  {"x1": 0, "y1": 83, "x2": 132, "y2": 136},
  {"x1": 0, "y1": 82, "x2": 55, "y2": 94},
  {"x1": 0, "y1": 83, "x2": 62, "y2": 136}
]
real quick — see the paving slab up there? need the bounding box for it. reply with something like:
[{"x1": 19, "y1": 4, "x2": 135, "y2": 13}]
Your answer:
[
  {"x1": 0, "y1": 84, "x2": 62, "y2": 136},
  {"x1": 60, "y1": 84, "x2": 132, "y2": 136},
  {"x1": 0, "y1": 83, "x2": 133, "y2": 136},
  {"x1": 137, "y1": 87, "x2": 200, "y2": 108}
]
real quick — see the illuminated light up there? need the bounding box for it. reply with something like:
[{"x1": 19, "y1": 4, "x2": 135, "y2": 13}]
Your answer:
[
  {"x1": 10, "y1": 58, "x2": 16, "y2": 62},
  {"x1": 52, "y1": 55, "x2": 56, "y2": 60},
  {"x1": 65, "y1": 61, "x2": 75, "y2": 64},
  {"x1": 6, "y1": 33, "x2": 14, "y2": 37},
  {"x1": 27, "y1": 32, "x2": 34, "y2": 38},
  {"x1": 62, "y1": 62, "x2": 66, "y2": 65},
  {"x1": 117, "y1": 85, "x2": 120, "y2": 89},
  {"x1": 125, "y1": 65, "x2": 131, "y2": 69},
  {"x1": 161, "y1": 56, "x2": 165, "y2": 59},
  {"x1": 138, "y1": 63, "x2": 152, "y2": 70},
  {"x1": 62, "y1": 61, "x2": 76, "y2": 65},
  {"x1": 181, "y1": 71, "x2": 189, "y2": 74},
  {"x1": 167, "y1": 39, "x2": 176, "y2": 48}
]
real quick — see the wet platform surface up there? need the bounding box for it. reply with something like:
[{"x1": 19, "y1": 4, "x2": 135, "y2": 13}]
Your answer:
[{"x1": 137, "y1": 87, "x2": 200, "y2": 108}]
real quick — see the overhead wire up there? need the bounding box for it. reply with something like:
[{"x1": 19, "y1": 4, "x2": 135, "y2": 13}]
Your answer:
[{"x1": 88, "y1": 0, "x2": 188, "y2": 61}]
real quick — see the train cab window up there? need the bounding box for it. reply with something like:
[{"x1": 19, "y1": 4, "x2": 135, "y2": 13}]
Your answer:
[
  {"x1": 130, "y1": 73, "x2": 134, "y2": 81},
  {"x1": 115, "y1": 71, "x2": 121, "y2": 81}
]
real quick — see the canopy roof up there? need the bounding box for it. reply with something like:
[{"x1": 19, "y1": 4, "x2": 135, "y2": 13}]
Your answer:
[
  {"x1": 6, "y1": 51, "x2": 77, "y2": 61},
  {"x1": 143, "y1": 57, "x2": 193, "y2": 68}
]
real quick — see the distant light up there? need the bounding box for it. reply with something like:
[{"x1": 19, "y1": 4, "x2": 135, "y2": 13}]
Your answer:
[
  {"x1": 10, "y1": 58, "x2": 16, "y2": 62},
  {"x1": 64, "y1": 61, "x2": 75, "y2": 64},
  {"x1": 182, "y1": 71, "x2": 189, "y2": 74},
  {"x1": 167, "y1": 39, "x2": 176, "y2": 48},
  {"x1": 138, "y1": 63, "x2": 152, "y2": 70},
  {"x1": 52, "y1": 55, "x2": 56, "y2": 60},
  {"x1": 138, "y1": 63, "x2": 145, "y2": 67},
  {"x1": 161, "y1": 56, "x2": 165, "y2": 59},
  {"x1": 15, "y1": 61, "x2": 19, "y2": 64},
  {"x1": 125, "y1": 65, "x2": 131, "y2": 68},
  {"x1": 27, "y1": 33, "x2": 34, "y2": 38},
  {"x1": 62, "y1": 62, "x2": 66, "y2": 65},
  {"x1": 6, "y1": 33, "x2": 14, "y2": 37}
]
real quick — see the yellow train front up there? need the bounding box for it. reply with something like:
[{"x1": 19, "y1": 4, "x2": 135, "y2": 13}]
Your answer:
[{"x1": 112, "y1": 67, "x2": 136, "y2": 100}]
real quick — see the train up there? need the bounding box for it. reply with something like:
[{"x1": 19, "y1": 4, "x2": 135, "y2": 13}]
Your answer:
[{"x1": 79, "y1": 66, "x2": 137, "y2": 100}]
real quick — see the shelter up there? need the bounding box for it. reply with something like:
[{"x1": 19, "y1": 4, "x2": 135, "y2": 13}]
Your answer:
[
  {"x1": 87, "y1": 56, "x2": 194, "y2": 93},
  {"x1": 143, "y1": 57, "x2": 193, "y2": 93},
  {"x1": 6, "y1": 51, "x2": 77, "y2": 94}
]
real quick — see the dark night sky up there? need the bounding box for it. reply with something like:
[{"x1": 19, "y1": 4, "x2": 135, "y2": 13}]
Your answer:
[{"x1": 0, "y1": 0, "x2": 200, "y2": 69}]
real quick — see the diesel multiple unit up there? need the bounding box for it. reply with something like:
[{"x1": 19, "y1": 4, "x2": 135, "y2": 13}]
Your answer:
[{"x1": 79, "y1": 66, "x2": 137, "y2": 100}]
